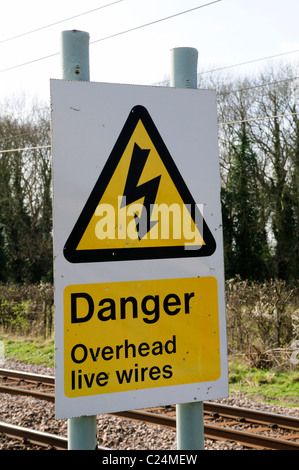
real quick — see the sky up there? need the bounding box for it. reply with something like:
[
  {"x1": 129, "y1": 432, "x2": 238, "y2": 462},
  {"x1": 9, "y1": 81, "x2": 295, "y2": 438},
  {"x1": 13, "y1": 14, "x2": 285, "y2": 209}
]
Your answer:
[{"x1": 0, "y1": 0, "x2": 299, "y2": 106}]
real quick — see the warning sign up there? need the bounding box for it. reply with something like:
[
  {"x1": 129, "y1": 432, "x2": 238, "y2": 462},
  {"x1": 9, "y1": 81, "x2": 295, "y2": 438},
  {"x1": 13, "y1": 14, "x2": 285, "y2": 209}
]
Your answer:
[
  {"x1": 64, "y1": 105, "x2": 216, "y2": 263},
  {"x1": 51, "y1": 80, "x2": 229, "y2": 419},
  {"x1": 64, "y1": 277, "x2": 220, "y2": 398}
]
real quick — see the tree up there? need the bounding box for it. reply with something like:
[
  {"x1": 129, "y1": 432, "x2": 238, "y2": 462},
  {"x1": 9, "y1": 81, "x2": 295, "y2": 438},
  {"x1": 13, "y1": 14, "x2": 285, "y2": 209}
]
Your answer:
[
  {"x1": 205, "y1": 65, "x2": 299, "y2": 282},
  {"x1": 0, "y1": 97, "x2": 52, "y2": 283},
  {"x1": 223, "y1": 121, "x2": 269, "y2": 280},
  {"x1": 250, "y1": 67, "x2": 298, "y2": 281}
]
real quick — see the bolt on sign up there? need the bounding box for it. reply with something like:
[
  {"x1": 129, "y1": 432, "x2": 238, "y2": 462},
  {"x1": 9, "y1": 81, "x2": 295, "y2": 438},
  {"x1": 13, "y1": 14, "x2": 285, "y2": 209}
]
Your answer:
[{"x1": 50, "y1": 80, "x2": 229, "y2": 419}]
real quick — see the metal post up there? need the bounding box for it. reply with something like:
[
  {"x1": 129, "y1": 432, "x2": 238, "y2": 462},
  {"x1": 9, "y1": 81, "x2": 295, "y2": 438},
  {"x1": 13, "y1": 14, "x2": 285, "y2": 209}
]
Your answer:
[
  {"x1": 170, "y1": 47, "x2": 198, "y2": 89},
  {"x1": 170, "y1": 47, "x2": 205, "y2": 451},
  {"x1": 68, "y1": 415, "x2": 97, "y2": 450},
  {"x1": 61, "y1": 29, "x2": 97, "y2": 451},
  {"x1": 176, "y1": 402, "x2": 205, "y2": 450},
  {"x1": 61, "y1": 30, "x2": 90, "y2": 82}
]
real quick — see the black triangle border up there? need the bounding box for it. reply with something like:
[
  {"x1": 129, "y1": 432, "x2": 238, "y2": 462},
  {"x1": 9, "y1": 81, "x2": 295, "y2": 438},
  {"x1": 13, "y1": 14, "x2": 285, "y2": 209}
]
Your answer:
[{"x1": 63, "y1": 105, "x2": 216, "y2": 263}]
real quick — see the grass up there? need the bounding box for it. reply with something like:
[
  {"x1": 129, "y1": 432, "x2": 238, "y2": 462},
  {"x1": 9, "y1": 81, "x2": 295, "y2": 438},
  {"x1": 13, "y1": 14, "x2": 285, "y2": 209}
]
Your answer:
[
  {"x1": 1, "y1": 335, "x2": 299, "y2": 408},
  {"x1": 229, "y1": 360, "x2": 299, "y2": 407},
  {"x1": 0, "y1": 334, "x2": 54, "y2": 368}
]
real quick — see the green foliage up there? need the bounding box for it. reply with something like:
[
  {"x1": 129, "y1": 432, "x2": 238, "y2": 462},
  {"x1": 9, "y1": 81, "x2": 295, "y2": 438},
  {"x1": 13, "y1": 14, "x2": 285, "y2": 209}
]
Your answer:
[
  {"x1": 3, "y1": 299, "x2": 30, "y2": 333},
  {"x1": 226, "y1": 277, "x2": 298, "y2": 354},
  {"x1": 212, "y1": 65, "x2": 299, "y2": 282},
  {"x1": 229, "y1": 360, "x2": 299, "y2": 405},
  {"x1": 0, "y1": 99, "x2": 52, "y2": 284},
  {"x1": 0, "y1": 283, "x2": 54, "y2": 338},
  {"x1": 222, "y1": 123, "x2": 270, "y2": 280},
  {"x1": 0, "y1": 336, "x2": 54, "y2": 368}
]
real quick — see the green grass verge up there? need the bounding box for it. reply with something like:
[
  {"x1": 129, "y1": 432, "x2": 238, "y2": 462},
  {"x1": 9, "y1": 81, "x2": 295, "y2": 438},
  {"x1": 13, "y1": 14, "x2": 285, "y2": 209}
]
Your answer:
[
  {"x1": 0, "y1": 335, "x2": 54, "y2": 368},
  {"x1": 229, "y1": 360, "x2": 299, "y2": 407}
]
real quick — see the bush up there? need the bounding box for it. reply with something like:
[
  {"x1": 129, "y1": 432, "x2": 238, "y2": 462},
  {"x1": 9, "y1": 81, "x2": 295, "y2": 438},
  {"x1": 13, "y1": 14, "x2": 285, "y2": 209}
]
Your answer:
[
  {"x1": 0, "y1": 283, "x2": 53, "y2": 337},
  {"x1": 225, "y1": 277, "x2": 299, "y2": 370}
]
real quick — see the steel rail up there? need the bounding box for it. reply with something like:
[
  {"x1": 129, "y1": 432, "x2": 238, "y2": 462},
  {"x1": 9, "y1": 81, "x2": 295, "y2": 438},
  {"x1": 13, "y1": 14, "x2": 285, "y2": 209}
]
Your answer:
[
  {"x1": 4, "y1": 378, "x2": 298, "y2": 433},
  {"x1": 0, "y1": 384, "x2": 55, "y2": 402},
  {"x1": 1, "y1": 416, "x2": 298, "y2": 451},
  {"x1": 2, "y1": 373, "x2": 298, "y2": 434},
  {"x1": 0, "y1": 421, "x2": 110, "y2": 450},
  {"x1": 204, "y1": 402, "x2": 299, "y2": 431},
  {"x1": 113, "y1": 410, "x2": 299, "y2": 450},
  {"x1": 203, "y1": 423, "x2": 299, "y2": 450},
  {"x1": 0, "y1": 368, "x2": 54, "y2": 385},
  {"x1": 0, "y1": 421, "x2": 67, "y2": 450},
  {"x1": 1, "y1": 368, "x2": 299, "y2": 450}
]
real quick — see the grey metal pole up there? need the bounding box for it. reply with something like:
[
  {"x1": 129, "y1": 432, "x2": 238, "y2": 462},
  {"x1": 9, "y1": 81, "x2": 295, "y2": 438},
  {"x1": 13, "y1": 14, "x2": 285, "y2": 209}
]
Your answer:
[
  {"x1": 176, "y1": 402, "x2": 205, "y2": 450},
  {"x1": 60, "y1": 29, "x2": 97, "y2": 451},
  {"x1": 61, "y1": 30, "x2": 90, "y2": 82},
  {"x1": 170, "y1": 47, "x2": 198, "y2": 89},
  {"x1": 170, "y1": 47, "x2": 205, "y2": 451},
  {"x1": 68, "y1": 415, "x2": 97, "y2": 450}
]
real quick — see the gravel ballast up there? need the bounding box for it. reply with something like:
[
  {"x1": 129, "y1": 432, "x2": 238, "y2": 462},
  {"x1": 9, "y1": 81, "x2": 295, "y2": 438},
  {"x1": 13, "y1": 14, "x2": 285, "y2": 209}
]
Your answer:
[{"x1": 0, "y1": 361, "x2": 298, "y2": 450}]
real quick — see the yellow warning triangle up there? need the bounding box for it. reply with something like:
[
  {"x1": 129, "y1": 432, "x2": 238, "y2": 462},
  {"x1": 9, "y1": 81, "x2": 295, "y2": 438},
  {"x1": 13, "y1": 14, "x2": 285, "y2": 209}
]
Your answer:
[{"x1": 64, "y1": 105, "x2": 216, "y2": 263}]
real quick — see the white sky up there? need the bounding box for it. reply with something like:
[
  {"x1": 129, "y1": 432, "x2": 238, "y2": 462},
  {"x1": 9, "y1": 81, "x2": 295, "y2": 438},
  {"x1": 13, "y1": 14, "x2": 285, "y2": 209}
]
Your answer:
[{"x1": 0, "y1": 0, "x2": 299, "y2": 106}]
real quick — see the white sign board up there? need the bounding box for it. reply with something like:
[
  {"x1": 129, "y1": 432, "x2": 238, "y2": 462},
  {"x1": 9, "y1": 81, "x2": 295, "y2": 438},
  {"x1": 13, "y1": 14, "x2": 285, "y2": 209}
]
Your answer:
[{"x1": 51, "y1": 80, "x2": 228, "y2": 419}]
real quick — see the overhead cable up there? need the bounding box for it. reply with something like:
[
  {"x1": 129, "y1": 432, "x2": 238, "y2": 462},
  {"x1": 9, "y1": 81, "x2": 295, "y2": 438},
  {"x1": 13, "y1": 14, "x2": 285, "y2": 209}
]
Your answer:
[
  {"x1": 217, "y1": 76, "x2": 299, "y2": 96},
  {"x1": 1, "y1": 110, "x2": 299, "y2": 156},
  {"x1": 0, "y1": 0, "x2": 125, "y2": 45},
  {"x1": 0, "y1": 145, "x2": 51, "y2": 154},
  {"x1": 158, "y1": 51, "x2": 299, "y2": 86},
  {"x1": 218, "y1": 111, "x2": 299, "y2": 126},
  {"x1": 197, "y1": 49, "x2": 299, "y2": 76},
  {"x1": 0, "y1": 2, "x2": 298, "y2": 78},
  {"x1": 90, "y1": 0, "x2": 223, "y2": 45},
  {"x1": 0, "y1": 53, "x2": 59, "y2": 73},
  {"x1": 0, "y1": 1, "x2": 222, "y2": 73}
]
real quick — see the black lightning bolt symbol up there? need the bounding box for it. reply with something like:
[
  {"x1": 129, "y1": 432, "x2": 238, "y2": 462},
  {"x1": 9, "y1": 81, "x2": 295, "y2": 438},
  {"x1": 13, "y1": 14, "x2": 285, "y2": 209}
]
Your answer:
[{"x1": 120, "y1": 143, "x2": 161, "y2": 240}]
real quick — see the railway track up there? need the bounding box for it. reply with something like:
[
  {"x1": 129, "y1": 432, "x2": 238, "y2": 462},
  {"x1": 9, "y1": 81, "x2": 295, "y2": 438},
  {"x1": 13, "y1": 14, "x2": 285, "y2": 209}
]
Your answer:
[
  {"x1": 1, "y1": 368, "x2": 299, "y2": 450},
  {"x1": 0, "y1": 421, "x2": 68, "y2": 450}
]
